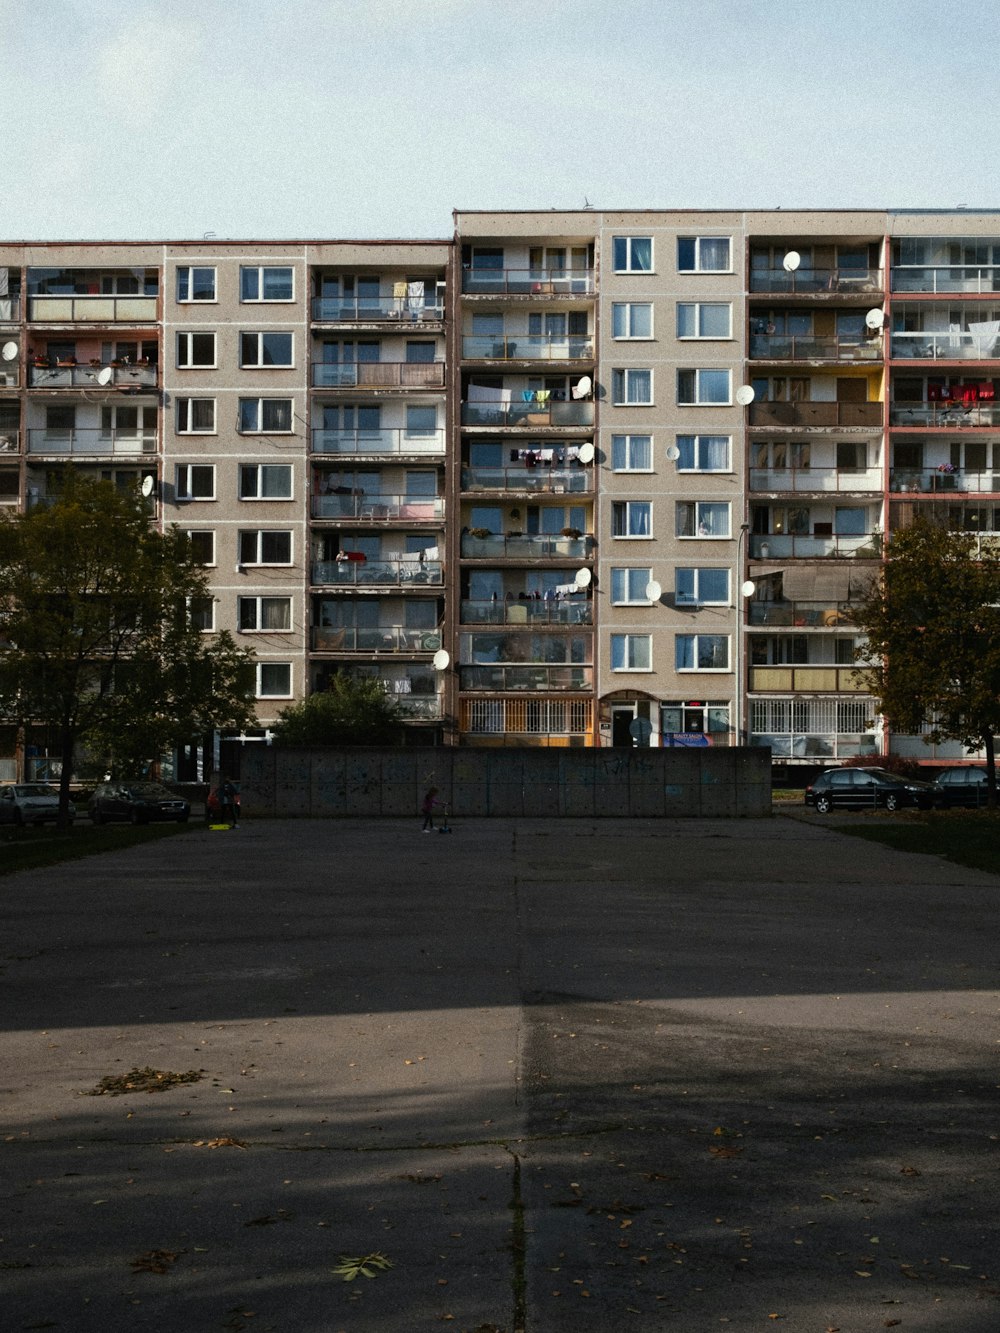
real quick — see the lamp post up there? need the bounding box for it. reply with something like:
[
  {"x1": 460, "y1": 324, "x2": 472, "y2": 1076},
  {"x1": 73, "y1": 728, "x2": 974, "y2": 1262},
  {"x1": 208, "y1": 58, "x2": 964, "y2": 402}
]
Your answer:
[{"x1": 735, "y1": 522, "x2": 754, "y2": 746}]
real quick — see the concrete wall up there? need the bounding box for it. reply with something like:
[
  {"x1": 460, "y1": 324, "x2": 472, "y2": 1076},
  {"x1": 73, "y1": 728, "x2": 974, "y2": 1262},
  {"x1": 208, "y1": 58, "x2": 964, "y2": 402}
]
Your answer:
[{"x1": 240, "y1": 746, "x2": 772, "y2": 818}]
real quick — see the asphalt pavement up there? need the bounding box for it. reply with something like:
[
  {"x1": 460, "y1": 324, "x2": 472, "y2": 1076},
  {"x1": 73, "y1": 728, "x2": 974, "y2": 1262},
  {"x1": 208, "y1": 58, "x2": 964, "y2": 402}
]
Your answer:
[{"x1": 2, "y1": 813, "x2": 999, "y2": 1332}]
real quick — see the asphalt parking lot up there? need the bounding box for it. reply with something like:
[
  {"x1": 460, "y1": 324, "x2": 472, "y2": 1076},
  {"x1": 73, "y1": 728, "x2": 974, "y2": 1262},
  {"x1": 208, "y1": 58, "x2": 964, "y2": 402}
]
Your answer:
[{"x1": 2, "y1": 814, "x2": 999, "y2": 1332}]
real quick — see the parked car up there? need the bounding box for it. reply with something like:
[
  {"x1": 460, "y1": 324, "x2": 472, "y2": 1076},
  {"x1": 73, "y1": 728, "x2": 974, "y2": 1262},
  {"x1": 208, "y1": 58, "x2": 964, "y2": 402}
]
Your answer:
[
  {"x1": 88, "y1": 781, "x2": 190, "y2": 825},
  {"x1": 931, "y1": 765, "x2": 991, "y2": 808},
  {"x1": 0, "y1": 783, "x2": 75, "y2": 826},
  {"x1": 804, "y1": 767, "x2": 935, "y2": 814}
]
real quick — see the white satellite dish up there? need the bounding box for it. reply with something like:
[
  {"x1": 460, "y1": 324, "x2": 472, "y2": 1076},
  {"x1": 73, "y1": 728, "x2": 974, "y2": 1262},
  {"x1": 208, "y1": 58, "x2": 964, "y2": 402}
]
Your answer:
[
  {"x1": 865, "y1": 307, "x2": 885, "y2": 330},
  {"x1": 576, "y1": 442, "x2": 595, "y2": 464},
  {"x1": 735, "y1": 385, "x2": 756, "y2": 406},
  {"x1": 140, "y1": 475, "x2": 155, "y2": 498},
  {"x1": 645, "y1": 580, "x2": 662, "y2": 602},
  {"x1": 665, "y1": 444, "x2": 680, "y2": 462},
  {"x1": 96, "y1": 366, "x2": 113, "y2": 386},
  {"x1": 741, "y1": 579, "x2": 757, "y2": 598},
  {"x1": 1, "y1": 341, "x2": 18, "y2": 362},
  {"x1": 432, "y1": 649, "x2": 450, "y2": 671},
  {"x1": 574, "y1": 567, "x2": 592, "y2": 588},
  {"x1": 571, "y1": 375, "x2": 592, "y2": 400},
  {"x1": 782, "y1": 250, "x2": 801, "y2": 272}
]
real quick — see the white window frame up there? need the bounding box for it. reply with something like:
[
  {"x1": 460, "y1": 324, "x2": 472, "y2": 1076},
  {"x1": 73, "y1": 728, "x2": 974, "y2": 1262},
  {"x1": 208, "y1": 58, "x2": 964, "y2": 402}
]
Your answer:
[
  {"x1": 676, "y1": 501, "x2": 731, "y2": 539},
  {"x1": 675, "y1": 633, "x2": 731, "y2": 672},
  {"x1": 238, "y1": 529, "x2": 293, "y2": 566},
  {"x1": 611, "y1": 368, "x2": 653, "y2": 405},
  {"x1": 612, "y1": 500, "x2": 653, "y2": 539},
  {"x1": 238, "y1": 398, "x2": 294, "y2": 433},
  {"x1": 183, "y1": 529, "x2": 216, "y2": 566},
  {"x1": 239, "y1": 331, "x2": 294, "y2": 368},
  {"x1": 676, "y1": 302, "x2": 732, "y2": 339},
  {"x1": 256, "y1": 662, "x2": 293, "y2": 698},
  {"x1": 240, "y1": 266, "x2": 295, "y2": 303},
  {"x1": 675, "y1": 567, "x2": 731, "y2": 606},
  {"x1": 176, "y1": 331, "x2": 217, "y2": 369},
  {"x1": 176, "y1": 266, "x2": 216, "y2": 302},
  {"x1": 612, "y1": 236, "x2": 653, "y2": 273},
  {"x1": 676, "y1": 434, "x2": 732, "y2": 473},
  {"x1": 611, "y1": 434, "x2": 653, "y2": 472},
  {"x1": 611, "y1": 567, "x2": 654, "y2": 605},
  {"x1": 611, "y1": 633, "x2": 652, "y2": 672},
  {"x1": 238, "y1": 595, "x2": 293, "y2": 632},
  {"x1": 175, "y1": 464, "x2": 215, "y2": 501},
  {"x1": 238, "y1": 463, "x2": 293, "y2": 500},
  {"x1": 176, "y1": 398, "x2": 216, "y2": 434},
  {"x1": 677, "y1": 368, "x2": 732, "y2": 406},
  {"x1": 612, "y1": 302, "x2": 654, "y2": 339},
  {"x1": 677, "y1": 237, "x2": 732, "y2": 273},
  {"x1": 188, "y1": 595, "x2": 215, "y2": 632}
]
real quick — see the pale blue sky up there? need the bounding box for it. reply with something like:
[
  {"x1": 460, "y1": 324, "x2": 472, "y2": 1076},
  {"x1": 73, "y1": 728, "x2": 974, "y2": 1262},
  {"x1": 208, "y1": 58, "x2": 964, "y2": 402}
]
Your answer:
[{"x1": 2, "y1": 0, "x2": 996, "y2": 240}]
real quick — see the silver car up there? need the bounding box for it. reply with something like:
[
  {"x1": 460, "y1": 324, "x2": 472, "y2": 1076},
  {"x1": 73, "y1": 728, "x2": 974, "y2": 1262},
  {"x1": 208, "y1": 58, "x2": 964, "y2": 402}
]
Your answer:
[{"x1": 0, "y1": 784, "x2": 76, "y2": 826}]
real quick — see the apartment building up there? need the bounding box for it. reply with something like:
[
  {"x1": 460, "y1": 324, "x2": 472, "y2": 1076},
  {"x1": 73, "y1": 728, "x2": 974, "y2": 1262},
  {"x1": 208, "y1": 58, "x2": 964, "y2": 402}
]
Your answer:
[{"x1": 2, "y1": 209, "x2": 999, "y2": 779}]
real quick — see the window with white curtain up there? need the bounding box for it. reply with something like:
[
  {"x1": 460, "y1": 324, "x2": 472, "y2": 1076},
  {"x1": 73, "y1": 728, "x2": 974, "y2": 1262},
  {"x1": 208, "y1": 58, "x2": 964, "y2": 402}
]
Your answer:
[
  {"x1": 238, "y1": 596, "x2": 293, "y2": 631},
  {"x1": 676, "y1": 434, "x2": 731, "y2": 471},
  {"x1": 612, "y1": 501, "x2": 652, "y2": 537},
  {"x1": 238, "y1": 464, "x2": 293, "y2": 500},
  {"x1": 611, "y1": 434, "x2": 653, "y2": 471},
  {"x1": 613, "y1": 237, "x2": 653, "y2": 272},
  {"x1": 677, "y1": 237, "x2": 731, "y2": 272},
  {"x1": 611, "y1": 567, "x2": 653, "y2": 604},
  {"x1": 612, "y1": 368, "x2": 653, "y2": 404},
  {"x1": 675, "y1": 634, "x2": 730, "y2": 671},
  {"x1": 677, "y1": 302, "x2": 732, "y2": 338},
  {"x1": 257, "y1": 663, "x2": 292, "y2": 697},
  {"x1": 612, "y1": 303, "x2": 653, "y2": 338},
  {"x1": 611, "y1": 634, "x2": 652, "y2": 671},
  {"x1": 677, "y1": 368, "x2": 731, "y2": 405},
  {"x1": 676, "y1": 501, "x2": 730, "y2": 538},
  {"x1": 238, "y1": 398, "x2": 293, "y2": 432}
]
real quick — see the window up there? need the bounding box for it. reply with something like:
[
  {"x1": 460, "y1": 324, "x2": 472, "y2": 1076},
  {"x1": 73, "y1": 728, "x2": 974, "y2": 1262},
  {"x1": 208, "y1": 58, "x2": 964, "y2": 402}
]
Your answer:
[
  {"x1": 238, "y1": 596, "x2": 292, "y2": 631},
  {"x1": 175, "y1": 464, "x2": 215, "y2": 500},
  {"x1": 662, "y1": 700, "x2": 730, "y2": 737},
  {"x1": 677, "y1": 368, "x2": 731, "y2": 405},
  {"x1": 677, "y1": 237, "x2": 731, "y2": 272},
  {"x1": 239, "y1": 332, "x2": 293, "y2": 367},
  {"x1": 239, "y1": 463, "x2": 293, "y2": 500},
  {"x1": 612, "y1": 237, "x2": 653, "y2": 272},
  {"x1": 677, "y1": 303, "x2": 732, "y2": 338},
  {"x1": 183, "y1": 530, "x2": 215, "y2": 565},
  {"x1": 257, "y1": 662, "x2": 292, "y2": 698},
  {"x1": 611, "y1": 368, "x2": 653, "y2": 405},
  {"x1": 176, "y1": 398, "x2": 216, "y2": 433},
  {"x1": 176, "y1": 266, "x2": 216, "y2": 302},
  {"x1": 611, "y1": 434, "x2": 652, "y2": 471},
  {"x1": 612, "y1": 303, "x2": 653, "y2": 338},
  {"x1": 238, "y1": 530, "x2": 292, "y2": 565},
  {"x1": 240, "y1": 266, "x2": 294, "y2": 302},
  {"x1": 176, "y1": 331, "x2": 216, "y2": 368},
  {"x1": 676, "y1": 434, "x2": 731, "y2": 471},
  {"x1": 676, "y1": 501, "x2": 730, "y2": 538},
  {"x1": 675, "y1": 634, "x2": 730, "y2": 671},
  {"x1": 611, "y1": 633, "x2": 652, "y2": 671},
  {"x1": 611, "y1": 568, "x2": 653, "y2": 604},
  {"x1": 189, "y1": 596, "x2": 215, "y2": 632},
  {"x1": 406, "y1": 405, "x2": 437, "y2": 437},
  {"x1": 238, "y1": 398, "x2": 293, "y2": 433},
  {"x1": 612, "y1": 501, "x2": 652, "y2": 538},
  {"x1": 675, "y1": 568, "x2": 730, "y2": 605}
]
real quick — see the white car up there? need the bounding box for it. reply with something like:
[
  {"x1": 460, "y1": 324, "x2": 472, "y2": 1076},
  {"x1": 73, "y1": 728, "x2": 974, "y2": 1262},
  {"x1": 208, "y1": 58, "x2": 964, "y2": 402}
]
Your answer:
[{"x1": 0, "y1": 784, "x2": 76, "y2": 826}]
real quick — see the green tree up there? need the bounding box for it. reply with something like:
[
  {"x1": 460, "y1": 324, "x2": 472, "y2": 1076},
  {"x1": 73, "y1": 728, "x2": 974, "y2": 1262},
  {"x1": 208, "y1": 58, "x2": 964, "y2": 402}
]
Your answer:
[
  {"x1": 0, "y1": 474, "x2": 256, "y2": 822},
  {"x1": 851, "y1": 519, "x2": 1000, "y2": 803},
  {"x1": 272, "y1": 673, "x2": 405, "y2": 747}
]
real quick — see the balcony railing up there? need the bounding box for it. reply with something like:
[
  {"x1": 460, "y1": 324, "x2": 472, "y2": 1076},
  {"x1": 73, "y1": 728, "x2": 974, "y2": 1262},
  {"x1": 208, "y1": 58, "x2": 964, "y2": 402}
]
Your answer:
[
  {"x1": 462, "y1": 267, "x2": 595, "y2": 296},
  {"x1": 27, "y1": 429, "x2": 157, "y2": 455},
  {"x1": 750, "y1": 666, "x2": 865, "y2": 692},
  {"x1": 311, "y1": 428, "x2": 445, "y2": 455},
  {"x1": 891, "y1": 331, "x2": 1000, "y2": 360},
  {"x1": 460, "y1": 664, "x2": 593, "y2": 692},
  {"x1": 891, "y1": 267, "x2": 1000, "y2": 294},
  {"x1": 27, "y1": 363, "x2": 158, "y2": 388},
  {"x1": 0, "y1": 364, "x2": 20, "y2": 388},
  {"x1": 311, "y1": 361, "x2": 445, "y2": 389},
  {"x1": 750, "y1": 533, "x2": 881, "y2": 559},
  {"x1": 461, "y1": 401, "x2": 594, "y2": 428},
  {"x1": 749, "y1": 402, "x2": 882, "y2": 429},
  {"x1": 312, "y1": 559, "x2": 443, "y2": 587},
  {"x1": 397, "y1": 693, "x2": 444, "y2": 719},
  {"x1": 311, "y1": 297, "x2": 443, "y2": 322},
  {"x1": 29, "y1": 295, "x2": 158, "y2": 322},
  {"x1": 461, "y1": 464, "x2": 592, "y2": 493},
  {"x1": 749, "y1": 465, "x2": 882, "y2": 492},
  {"x1": 460, "y1": 598, "x2": 593, "y2": 626},
  {"x1": 462, "y1": 533, "x2": 592, "y2": 559},
  {"x1": 890, "y1": 402, "x2": 1000, "y2": 427},
  {"x1": 748, "y1": 600, "x2": 855, "y2": 627},
  {"x1": 890, "y1": 468, "x2": 1000, "y2": 494},
  {"x1": 749, "y1": 334, "x2": 881, "y2": 362},
  {"x1": 312, "y1": 492, "x2": 444, "y2": 520},
  {"x1": 750, "y1": 267, "x2": 881, "y2": 294},
  {"x1": 749, "y1": 731, "x2": 876, "y2": 761},
  {"x1": 312, "y1": 626, "x2": 443, "y2": 653},
  {"x1": 461, "y1": 335, "x2": 594, "y2": 361},
  {"x1": 0, "y1": 429, "x2": 21, "y2": 454}
]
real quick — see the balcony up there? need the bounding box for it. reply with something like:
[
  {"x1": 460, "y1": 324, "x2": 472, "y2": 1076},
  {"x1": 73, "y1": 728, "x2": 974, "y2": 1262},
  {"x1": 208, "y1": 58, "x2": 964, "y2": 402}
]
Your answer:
[
  {"x1": 460, "y1": 598, "x2": 593, "y2": 626},
  {"x1": 312, "y1": 626, "x2": 443, "y2": 653},
  {"x1": 891, "y1": 331, "x2": 1000, "y2": 361},
  {"x1": 0, "y1": 429, "x2": 21, "y2": 454},
  {"x1": 749, "y1": 401, "x2": 882, "y2": 429},
  {"x1": 750, "y1": 665, "x2": 865, "y2": 692},
  {"x1": 26, "y1": 429, "x2": 156, "y2": 456},
  {"x1": 461, "y1": 334, "x2": 594, "y2": 361},
  {"x1": 460, "y1": 664, "x2": 593, "y2": 691},
  {"x1": 890, "y1": 468, "x2": 1000, "y2": 494},
  {"x1": 750, "y1": 266, "x2": 881, "y2": 295},
  {"x1": 28, "y1": 295, "x2": 157, "y2": 323},
  {"x1": 749, "y1": 334, "x2": 881, "y2": 363},
  {"x1": 27, "y1": 362, "x2": 158, "y2": 388},
  {"x1": 0, "y1": 363, "x2": 20, "y2": 389},
  {"x1": 462, "y1": 532, "x2": 592, "y2": 560},
  {"x1": 748, "y1": 600, "x2": 854, "y2": 627},
  {"x1": 311, "y1": 428, "x2": 445, "y2": 456},
  {"x1": 312, "y1": 492, "x2": 444, "y2": 521},
  {"x1": 311, "y1": 297, "x2": 444, "y2": 324},
  {"x1": 461, "y1": 463, "x2": 592, "y2": 494},
  {"x1": 462, "y1": 267, "x2": 594, "y2": 296},
  {"x1": 750, "y1": 533, "x2": 881, "y2": 559},
  {"x1": 891, "y1": 266, "x2": 1000, "y2": 294},
  {"x1": 311, "y1": 361, "x2": 445, "y2": 389},
  {"x1": 0, "y1": 295, "x2": 21, "y2": 322},
  {"x1": 311, "y1": 558, "x2": 443, "y2": 587},
  {"x1": 461, "y1": 400, "x2": 594, "y2": 429},
  {"x1": 889, "y1": 401, "x2": 1000, "y2": 428},
  {"x1": 749, "y1": 465, "x2": 882, "y2": 493}
]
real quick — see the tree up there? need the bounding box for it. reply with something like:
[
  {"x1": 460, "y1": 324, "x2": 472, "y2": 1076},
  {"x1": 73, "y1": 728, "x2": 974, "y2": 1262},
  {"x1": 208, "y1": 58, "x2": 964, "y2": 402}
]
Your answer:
[
  {"x1": 0, "y1": 474, "x2": 256, "y2": 823},
  {"x1": 271, "y1": 673, "x2": 405, "y2": 747},
  {"x1": 851, "y1": 519, "x2": 1000, "y2": 804}
]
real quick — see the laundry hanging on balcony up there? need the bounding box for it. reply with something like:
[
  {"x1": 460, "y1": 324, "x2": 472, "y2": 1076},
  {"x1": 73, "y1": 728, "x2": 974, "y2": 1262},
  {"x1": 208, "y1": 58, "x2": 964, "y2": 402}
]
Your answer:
[
  {"x1": 968, "y1": 320, "x2": 1000, "y2": 357},
  {"x1": 407, "y1": 281, "x2": 425, "y2": 319}
]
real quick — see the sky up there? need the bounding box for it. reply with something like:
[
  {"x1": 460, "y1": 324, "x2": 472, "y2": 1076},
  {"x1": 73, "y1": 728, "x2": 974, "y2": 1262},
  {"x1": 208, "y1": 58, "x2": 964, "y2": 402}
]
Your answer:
[{"x1": 2, "y1": 0, "x2": 998, "y2": 242}]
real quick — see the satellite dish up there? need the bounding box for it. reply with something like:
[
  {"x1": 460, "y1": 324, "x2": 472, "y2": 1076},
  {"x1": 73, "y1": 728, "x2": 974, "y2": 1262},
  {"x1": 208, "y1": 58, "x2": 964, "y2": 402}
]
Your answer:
[
  {"x1": 665, "y1": 444, "x2": 680, "y2": 462},
  {"x1": 432, "y1": 649, "x2": 450, "y2": 671},
  {"x1": 645, "y1": 580, "x2": 662, "y2": 602},
  {"x1": 865, "y1": 307, "x2": 885, "y2": 330},
  {"x1": 741, "y1": 579, "x2": 757, "y2": 598},
  {"x1": 782, "y1": 250, "x2": 801, "y2": 272},
  {"x1": 574, "y1": 567, "x2": 592, "y2": 588},
  {"x1": 571, "y1": 375, "x2": 592, "y2": 400},
  {"x1": 140, "y1": 475, "x2": 155, "y2": 498},
  {"x1": 96, "y1": 366, "x2": 113, "y2": 386},
  {"x1": 735, "y1": 385, "x2": 756, "y2": 406},
  {"x1": 576, "y1": 442, "x2": 595, "y2": 464},
  {"x1": 1, "y1": 341, "x2": 18, "y2": 362}
]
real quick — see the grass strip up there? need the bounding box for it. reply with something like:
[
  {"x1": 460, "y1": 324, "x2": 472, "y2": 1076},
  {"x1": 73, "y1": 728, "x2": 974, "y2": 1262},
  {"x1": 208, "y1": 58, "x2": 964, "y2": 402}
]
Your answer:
[
  {"x1": 833, "y1": 811, "x2": 1000, "y2": 877},
  {"x1": 1, "y1": 820, "x2": 196, "y2": 876}
]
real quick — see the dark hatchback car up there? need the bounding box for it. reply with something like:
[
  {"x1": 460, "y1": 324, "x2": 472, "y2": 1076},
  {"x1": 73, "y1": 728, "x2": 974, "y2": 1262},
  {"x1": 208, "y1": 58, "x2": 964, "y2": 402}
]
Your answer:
[
  {"x1": 931, "y1": 766, "x2": 991, "y2": 808},
  {"x1": 89, "y1": 781, "x2": 190, "y2": 825},
  {"x1": 805, "y1": 767, "x2": 936, "y2": 814}
]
